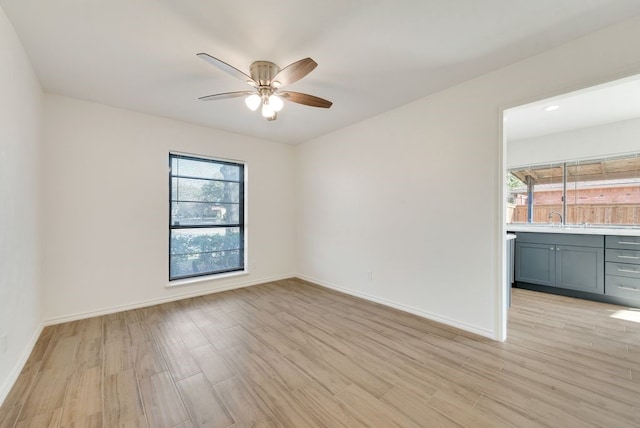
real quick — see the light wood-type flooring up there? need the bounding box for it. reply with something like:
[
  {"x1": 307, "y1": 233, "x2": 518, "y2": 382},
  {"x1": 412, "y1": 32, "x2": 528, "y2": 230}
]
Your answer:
[{"x1": 1, "y1": 278, "x2": 640, "y2": 427}]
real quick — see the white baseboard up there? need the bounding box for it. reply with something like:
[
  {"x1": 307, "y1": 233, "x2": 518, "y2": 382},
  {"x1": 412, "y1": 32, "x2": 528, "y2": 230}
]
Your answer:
[
  {"x1": 43, "y1": 273, "x2": 295, "y2": 326},
  {"x1": 296, "y1": 275, "x2": 496, "y2": 340},
  {"x1": 0, "y1": 323, "x2": 44, "y2": 407}
]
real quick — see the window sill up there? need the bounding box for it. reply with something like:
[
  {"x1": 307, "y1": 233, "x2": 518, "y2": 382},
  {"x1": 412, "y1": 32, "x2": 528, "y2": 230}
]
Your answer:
[{"x1": 166, "y1": 270, "x2": 249, "y2": 288}]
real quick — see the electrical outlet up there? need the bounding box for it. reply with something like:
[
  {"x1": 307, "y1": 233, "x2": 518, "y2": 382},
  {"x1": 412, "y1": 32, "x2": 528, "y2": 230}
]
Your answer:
[
  {"x1": 367, "y1": 271, "x2": 373, "y2": 281},
  {"x1": 0, "y1": 333, "x2": 7, "y2": 354}
]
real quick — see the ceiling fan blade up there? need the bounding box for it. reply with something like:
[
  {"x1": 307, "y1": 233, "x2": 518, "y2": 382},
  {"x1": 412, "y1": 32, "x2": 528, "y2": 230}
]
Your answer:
[
  {"x1": 272, "y1": 58, "x2": 317, "y2": 87},
  {"x1": 279, "y1": 91, "x2": 332, "y2": 108},
  {"x1": 197, "y1": 53, "x2": 257, "y2": 87},
  {"x1": 198, "y1": 91, "x2": 255, "y2": 101}
]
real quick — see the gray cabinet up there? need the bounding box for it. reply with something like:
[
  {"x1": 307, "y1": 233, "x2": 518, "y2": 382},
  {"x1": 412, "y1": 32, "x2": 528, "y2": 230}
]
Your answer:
[
  {"x1": 605, "y1": 236, "x2": 640, "y2": 301},
  {"x1": 555, "y1": 245, "x2": 604, "y2": 294},
  {"x1": 515, "y1": 232, "x2": 604, "y2": 294},
  {"x1": 515, "y1": 242, "x2": 554, "y2": 286}
]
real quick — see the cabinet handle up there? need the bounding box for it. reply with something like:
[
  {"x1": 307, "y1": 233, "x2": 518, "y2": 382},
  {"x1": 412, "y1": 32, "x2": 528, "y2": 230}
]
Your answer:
[
  {"x1": 550, "y1": 247, "x2": 554, "y2": 250},
  {"x1": 618, "y1": 255, "x2": 640, "y2": 260},
  {"x1": 618, "y1": 286, "x2": 640, "y2": 292},
  {"x1": 618, "y1": 241, "x2": 640, "y2": 245},
  {"x1": 618, "y1": 268, "x2": 640, "y2": 274}
]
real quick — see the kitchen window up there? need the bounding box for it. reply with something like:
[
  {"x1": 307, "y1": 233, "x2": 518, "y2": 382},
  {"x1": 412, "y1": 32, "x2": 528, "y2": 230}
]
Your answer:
[
  {"x1": 169, "y1": 153, "x2": 245, "y2": 280},
  {"x1": 508, "y1": 153, "x2": 640, "y2": 227}
]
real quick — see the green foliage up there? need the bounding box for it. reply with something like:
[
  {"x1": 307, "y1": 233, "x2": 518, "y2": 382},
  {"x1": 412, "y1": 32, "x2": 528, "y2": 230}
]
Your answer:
[
  {"x1": 170, "y1": 229, "x2": 242, "y2": 278},
  {"x1": 506, "y1": 172, "x2": 525, "y2": 204},
  {"x1": 507, "y1": 173, "x2": 525, "y2": 190}
]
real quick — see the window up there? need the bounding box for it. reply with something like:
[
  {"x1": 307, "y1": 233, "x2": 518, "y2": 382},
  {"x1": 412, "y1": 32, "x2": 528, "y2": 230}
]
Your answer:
[
  {"x1": 169, "y1": 154, "x2": 245, "y2": 280},
  {"x1": 508, "y1": 153, "x2": 640, "y2": 227}
]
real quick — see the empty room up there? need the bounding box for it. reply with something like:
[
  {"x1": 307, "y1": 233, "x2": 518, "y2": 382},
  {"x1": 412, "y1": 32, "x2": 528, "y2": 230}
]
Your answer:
[{"x1": 2, "y1": 1, "x2": 640, "y2": 427}]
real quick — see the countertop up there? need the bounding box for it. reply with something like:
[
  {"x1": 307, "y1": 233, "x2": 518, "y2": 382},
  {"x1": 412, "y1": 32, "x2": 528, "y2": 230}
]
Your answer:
[{"x1": 507, "y1": 224, "x2": 640, "y2": 236}]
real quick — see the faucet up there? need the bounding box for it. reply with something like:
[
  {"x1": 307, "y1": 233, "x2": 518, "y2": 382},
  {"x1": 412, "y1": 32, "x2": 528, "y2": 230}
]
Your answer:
[{"x1": 548, "y1": 211, "x2": 563, "y2": 226}]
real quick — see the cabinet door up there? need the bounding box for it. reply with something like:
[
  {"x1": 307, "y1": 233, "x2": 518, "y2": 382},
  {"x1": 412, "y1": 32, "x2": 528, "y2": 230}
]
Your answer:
[
  {"x1": 555, "y1": 245, "x2": 604, "y2": 294},
  {"x1": 515, "y1": 242, "x2": 555, "y2": 286}
]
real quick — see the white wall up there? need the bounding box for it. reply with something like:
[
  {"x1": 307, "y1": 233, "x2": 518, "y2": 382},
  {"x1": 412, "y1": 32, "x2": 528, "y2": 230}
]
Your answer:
[
  {"x1": 508, "y1": 117, "x2": 640, "y2": 167},
  {"x1": 41, "y1": 95, "x2": 296, "y2": 322},
  {"x1": 296, "y1": 16, "x2": 640, "y2": 339},
  {"x1": 0, "y1": 7, "x2": 43, "y2": 404}
]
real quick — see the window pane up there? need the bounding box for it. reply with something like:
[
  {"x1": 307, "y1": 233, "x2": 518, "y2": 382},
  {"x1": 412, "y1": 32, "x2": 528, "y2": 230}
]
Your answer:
[
  {"x1": 172, "y1": 177, "x2": 240, "y2": 203},
  {"x1": 507, "y1": 163, "x2": 563, "y2": 224},
  {"x1": 171, "y1": 227, "x2": 241, "y2": 255},
  {"x1": 172, "y1": 157, "x2": 241, "y2": 181},
  {"x1": 169, "y1": 154, "x2": 244, "y2": 281},
  {"x1": 507, "y1": 172, "x2": 525, "y2": 223},
  {"x1": 170, "y1": 250, "x2": 241, "y2": 278},
  {"x1": 567, "y1": 155, "x2": 640, "y2": 226},
  {"x1": 171, "y1": 202, "x2": 240, "y2": 226},
  {"x1": 170, "y1": 228, "x2": 242, "y2": 278}
]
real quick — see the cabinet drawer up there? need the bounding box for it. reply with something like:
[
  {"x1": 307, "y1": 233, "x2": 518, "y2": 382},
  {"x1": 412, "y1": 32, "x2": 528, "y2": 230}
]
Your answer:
[
  {"x1": 606, "y1": 235, "x2": 640, "y2": 250},
  {"x1": 605, "y1": 262, "x2": 640, "y2": 279},
  {"x1": 605, "y1": 275, "x2": 640, "y2": 299},
  {"x1": 605, "y1": 249, "x2": 640, "y2": 265}
]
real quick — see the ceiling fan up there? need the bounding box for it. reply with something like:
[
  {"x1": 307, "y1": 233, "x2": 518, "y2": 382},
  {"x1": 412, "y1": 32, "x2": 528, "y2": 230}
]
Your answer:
[{"x1": 197, "y1": 53, "x2": 332, "y2": 121}]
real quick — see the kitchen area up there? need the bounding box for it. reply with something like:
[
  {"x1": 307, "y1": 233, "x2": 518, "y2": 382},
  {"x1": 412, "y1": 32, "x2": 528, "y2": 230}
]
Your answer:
[{"x1": 505, "y1": 74, "x2": 640, "y2": 309}]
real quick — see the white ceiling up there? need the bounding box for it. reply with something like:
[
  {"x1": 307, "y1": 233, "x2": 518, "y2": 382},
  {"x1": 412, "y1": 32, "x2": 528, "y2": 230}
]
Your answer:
[
  {"x1": 3, "y1": 1, "x2": 640, "y2": 144},
  {"x1": 505, "y1": 74, "x2": 640, "y2": 141}
]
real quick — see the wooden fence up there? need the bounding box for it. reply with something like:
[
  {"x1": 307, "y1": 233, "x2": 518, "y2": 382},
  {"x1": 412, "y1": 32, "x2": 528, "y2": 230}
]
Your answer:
[{"x1": 511, "y1": 204, "x2": 640, "y2": 225}]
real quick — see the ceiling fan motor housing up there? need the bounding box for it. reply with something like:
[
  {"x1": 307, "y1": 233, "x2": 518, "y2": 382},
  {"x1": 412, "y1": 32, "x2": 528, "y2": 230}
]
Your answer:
[{"x1": 250, "y1": 61, "x2": 281, "y2": 87}]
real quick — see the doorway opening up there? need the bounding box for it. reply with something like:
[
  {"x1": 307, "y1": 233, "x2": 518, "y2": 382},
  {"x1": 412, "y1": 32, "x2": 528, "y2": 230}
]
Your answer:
[{"x1": 501, "y1": 73, "x2": 640, "y2": 340}]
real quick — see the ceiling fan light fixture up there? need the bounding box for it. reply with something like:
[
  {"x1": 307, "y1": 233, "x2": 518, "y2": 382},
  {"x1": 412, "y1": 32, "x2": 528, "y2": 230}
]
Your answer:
[
  {"x1": 269, "y1": 94, "x2": 284, "y2": 112},
  {"x1": 261, "y1": 101, "x2": 275, "y2": 118},
  {"x1": 245, "y1": 94, "x2": 261, "y2": 111}
]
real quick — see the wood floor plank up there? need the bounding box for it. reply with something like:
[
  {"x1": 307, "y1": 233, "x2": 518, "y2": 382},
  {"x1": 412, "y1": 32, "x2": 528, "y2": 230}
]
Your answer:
[
  {"x1": 131, "y1": 340, "x2": 167, "y2": 379},
  {"x1": 381, "y1": 383, "x2": 463, "y2": 427},
  {"x1": 60, "y1": 366, "x2": 102, "y2": 426},
  {"x1": 103, "y1": 369, "x2": 145, "y2": 427},
  {"x1": 474, "y1": 394, "x2": 546, "y2": 428},
  {"x1": 60, "y1": 412, "x2": 103, "y2": 428},
  {"x1": 103, "y1": 339, "x2": 133, "y2": 376},
  {"x1": 294, "y1": 381, "x2": 369, "y2": 428},
  {"x1": 16, "y1": 367, "x2": 71, "y2": 422},
  {"x1": 336, "y1": 383, "x2": 421, "y2": 428},
  {"x1": 248, "y1": 347, "x2": 310, "y2": 391},
  {"x1": 75, "y1": 338, "x2": 103, "y2": 371},
  {"x1": 249, "y1": 378, "x2": 326, "y2": 428},
  {"x1": 14, "y1": 407, "x2": 62, "y2": 428},
  {"x1": 191, "y1": 344, "x2": 235, "y2": 386},
  {"x1": 41, "y1": 336, "x2": 79, "y2": 371},
  {"x1": 176, "y1": 373, "x2": 234, "y2": 428},
  {"x1": 427, "y1": 390, "x2": 513, "y2": 428},
  {"x1": 213, "y1": 376, "x2": 281, "y2": 428},
  {"x1": 138, "y1": 371, "x2": 189, "y2": 428},
  {"x1": 155, "y1": 336, "x2": 201, "y2": 382},
  {"x1": 77, "y1": 317, "x2": 103, "y2": 343},
  {"x1": 5, "y1": 280, "x2": 640, "y2": 428},
  {"x1": 220, "y1": 346, "x2": 273, "y2": 386},
  {"x1": 283, "y1": 348, "x2": 352, "y2": 395},
  {"x1": 319, "y1": 348, "x2": 393, "y2": 398},
  {"x1": 0, "y1": 361, "x2": 41, "y2": 412},
  {"x1": 0, "y1": 403, "x2": 23, "y2": 428}
]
